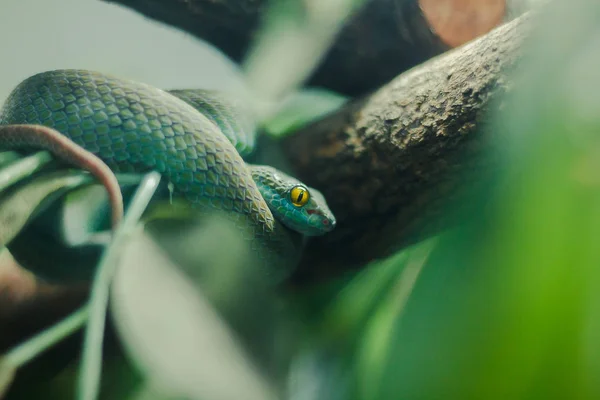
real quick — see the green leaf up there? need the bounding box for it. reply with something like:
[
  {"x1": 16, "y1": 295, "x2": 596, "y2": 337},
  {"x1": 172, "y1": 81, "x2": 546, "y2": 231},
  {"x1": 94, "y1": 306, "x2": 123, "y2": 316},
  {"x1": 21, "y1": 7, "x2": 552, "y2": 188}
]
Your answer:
[
  {"x1": 355, "y1": 240, "x2": 437, "y2": 400},
  {"x1": 0, "y1": 151, "x2": 20, "y2": 166},
  {"x1": 109, "y1": 221, "x2": 279, "y2": 400},
  {"x1": 0, "y1": 170, "x2": 92, "y2": 247},
  {"x1": 262, "y1": 89, "x2": 347, "y2": 137},
  {"x1": 2, "y1": 307, "x2": 89, "y2": 370},
  {"x1": 78, "y1": 172, "x2": 162, "y2": 400},
  {"x1": 0, "y1": 358, "x2": 15, "y2": 398},
  {"x1": 0, "y1": 306, "x2": 89, "y2": 398},
  {"x1": 242, "y1": 0, "x2": 367, "y2": 120},
  {"x1": 127, "y1": 383, "x2": 180, "y2": 400},
  {"x1": 317, "y1": 248, "x2": 411, "y2": 345},
  {"x1": 0, "y1": 151, "x2": 53, "y2": 192}
]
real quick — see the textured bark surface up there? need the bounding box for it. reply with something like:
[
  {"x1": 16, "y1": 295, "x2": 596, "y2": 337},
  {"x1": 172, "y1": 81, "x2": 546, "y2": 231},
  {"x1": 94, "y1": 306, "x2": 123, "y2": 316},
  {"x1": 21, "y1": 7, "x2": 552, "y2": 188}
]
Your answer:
[
  {"x1": 282, "y1": 13, "x2": 532, "y2": 280},
  {"x1": 103, "y1": 0, "x2": 514, "y2": 96}
]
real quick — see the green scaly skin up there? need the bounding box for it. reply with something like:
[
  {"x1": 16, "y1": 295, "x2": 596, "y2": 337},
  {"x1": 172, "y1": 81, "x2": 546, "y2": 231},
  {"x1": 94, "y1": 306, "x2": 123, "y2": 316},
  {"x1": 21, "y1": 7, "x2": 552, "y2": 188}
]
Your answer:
[
  {"x1": 0, "y1": 69, "x2": 335, "y2": 281},
  {"x1": 168, "y1": 89, "x2": 336, "y2": 236},
  {"x1": 167, "y1": 89, "x2": 256, "y2": 158}
]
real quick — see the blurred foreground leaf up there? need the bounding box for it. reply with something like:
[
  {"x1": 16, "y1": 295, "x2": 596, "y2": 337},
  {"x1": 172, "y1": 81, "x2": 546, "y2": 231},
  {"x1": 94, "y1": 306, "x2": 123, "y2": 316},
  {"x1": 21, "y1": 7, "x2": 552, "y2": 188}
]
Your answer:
[
  {"x1": 0, "y1": 170, "x2": 92, "y2": 247},
  {"x1": 242, "y1": 0, "x2": 366, "y2": 120},
  {"x1": 263, "y1": 89, "x2": 347, "y2": 137},
  {"x1": 0, "y1": 306, "x2": 88, "y2": 398},
  {"x1": 320, "y1": 242, "x2": 434, "y2": 347},
  {"x1": 0, "y1": 152, "x2": 20, "y2": 166},
  {"x1": 110, "y1": 218, "x2": 279, "y2": 400},
  {"x1": 0, "y1": 152, "x2": 53, "y2": 193},
  {"x1": 0, "y1": 363, "x2": 14, "y2": 399},
  {"x1": 79, "y1": 172, "x2": 161, "y2": 400},
  {"x1": 340, "y1": 2, "x2": 600, "y2": 399},
  {"x1": 0, "y1": 359, "x2": 15, "y2": 398}
]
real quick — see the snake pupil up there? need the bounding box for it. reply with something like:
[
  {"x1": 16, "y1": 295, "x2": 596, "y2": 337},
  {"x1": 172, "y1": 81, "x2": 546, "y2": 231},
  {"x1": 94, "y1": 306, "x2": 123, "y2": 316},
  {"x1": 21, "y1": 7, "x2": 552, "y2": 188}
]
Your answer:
[{"x1": 290, "y1": 185, "x2": 309, "y2": 207}]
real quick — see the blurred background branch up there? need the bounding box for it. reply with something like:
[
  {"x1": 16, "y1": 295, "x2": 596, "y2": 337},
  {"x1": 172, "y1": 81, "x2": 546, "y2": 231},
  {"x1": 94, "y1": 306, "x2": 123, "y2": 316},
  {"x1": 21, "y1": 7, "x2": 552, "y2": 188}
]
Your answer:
[{"x1": 103, "y1": 0, "x2": 535, "y2": 96}]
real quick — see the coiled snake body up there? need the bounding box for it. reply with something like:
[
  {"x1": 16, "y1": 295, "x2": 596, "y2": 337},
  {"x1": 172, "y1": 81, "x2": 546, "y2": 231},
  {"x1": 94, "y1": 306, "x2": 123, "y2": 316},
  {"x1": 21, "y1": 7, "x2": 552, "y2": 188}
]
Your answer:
[{"x1": 0, "y1": 70, "x2": 335, "y2": 281}]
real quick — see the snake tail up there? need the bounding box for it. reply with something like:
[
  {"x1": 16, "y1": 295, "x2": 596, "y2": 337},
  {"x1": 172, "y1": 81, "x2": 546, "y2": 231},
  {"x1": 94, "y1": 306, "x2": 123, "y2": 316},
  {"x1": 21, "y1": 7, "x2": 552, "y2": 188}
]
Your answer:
[{"x1": 0, "y1": 124, "x2": 123, "y2": 228}]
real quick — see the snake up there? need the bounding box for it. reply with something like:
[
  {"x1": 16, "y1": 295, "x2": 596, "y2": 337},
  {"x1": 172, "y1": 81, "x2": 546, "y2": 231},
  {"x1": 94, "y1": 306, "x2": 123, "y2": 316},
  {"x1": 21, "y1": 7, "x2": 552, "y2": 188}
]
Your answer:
[{"x1": 0, "y1": 69, "x2": 336, "y2": 281}]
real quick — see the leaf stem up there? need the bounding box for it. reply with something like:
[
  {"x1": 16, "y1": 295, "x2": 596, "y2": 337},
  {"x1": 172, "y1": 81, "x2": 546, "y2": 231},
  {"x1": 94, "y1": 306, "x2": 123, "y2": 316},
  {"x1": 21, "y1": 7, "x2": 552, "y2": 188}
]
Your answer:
[
  {"x1": 78, "y1": 172, "x2": 162, "y2": 400},
  {"x1": 3, "y1": 306, "x2": 89, "y2": 369}
]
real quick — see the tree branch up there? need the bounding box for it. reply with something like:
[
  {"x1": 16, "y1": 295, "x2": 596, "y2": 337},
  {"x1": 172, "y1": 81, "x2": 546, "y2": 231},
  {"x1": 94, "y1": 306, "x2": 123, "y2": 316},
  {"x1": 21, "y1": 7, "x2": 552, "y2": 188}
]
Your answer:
[{"x1": 283, "y1": 13, "x2": 532, "y2": 281}]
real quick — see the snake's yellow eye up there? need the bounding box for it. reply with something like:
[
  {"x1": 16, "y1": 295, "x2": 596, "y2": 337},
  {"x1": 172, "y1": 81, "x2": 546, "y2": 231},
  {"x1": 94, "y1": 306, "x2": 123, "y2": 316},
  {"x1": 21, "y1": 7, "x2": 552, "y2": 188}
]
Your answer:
[{"x1": 290, "y1": 185, "x2": 310, "y2": 207}]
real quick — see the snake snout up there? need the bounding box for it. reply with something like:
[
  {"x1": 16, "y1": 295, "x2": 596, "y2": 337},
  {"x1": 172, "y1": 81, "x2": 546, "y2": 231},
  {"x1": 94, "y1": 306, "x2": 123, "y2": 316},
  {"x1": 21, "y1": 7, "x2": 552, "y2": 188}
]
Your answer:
[
  {"x1": 309, "y1": 209, "x2": 336, "y2": 234},
  {"x1": 321, "y1": 217, "x2": 335, "y2": 230},
  {"x1": 327, "y1": 218, "x2": 336, "y2": 229},
  {"x1": 323, "y1": 215, "x2": 336, "y2": 231}
]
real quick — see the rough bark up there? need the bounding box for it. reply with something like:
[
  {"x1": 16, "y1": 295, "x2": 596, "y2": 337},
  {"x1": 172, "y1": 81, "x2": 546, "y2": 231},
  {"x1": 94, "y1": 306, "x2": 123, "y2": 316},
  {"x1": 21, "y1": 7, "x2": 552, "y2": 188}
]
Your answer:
[
  {"x1": 103, "y1": 0, "x2": 513, "y2": 96},
  {"x1": 282, "y1": 13, "x2": 532, "y2": 281}
]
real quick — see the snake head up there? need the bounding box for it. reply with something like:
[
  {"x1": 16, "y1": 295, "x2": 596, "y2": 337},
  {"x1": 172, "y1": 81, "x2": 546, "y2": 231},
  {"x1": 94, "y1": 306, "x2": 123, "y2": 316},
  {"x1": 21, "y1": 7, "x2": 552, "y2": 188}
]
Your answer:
[{"x1": 250, "y1": 165, "x2": 336, "y2": 236}]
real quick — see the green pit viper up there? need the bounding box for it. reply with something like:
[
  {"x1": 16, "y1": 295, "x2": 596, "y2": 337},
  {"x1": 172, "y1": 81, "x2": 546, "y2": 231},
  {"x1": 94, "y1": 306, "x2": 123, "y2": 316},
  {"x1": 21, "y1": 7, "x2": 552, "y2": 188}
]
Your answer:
[{"x1": 0, "y1": 69, "x2": 336, "y2": 281}]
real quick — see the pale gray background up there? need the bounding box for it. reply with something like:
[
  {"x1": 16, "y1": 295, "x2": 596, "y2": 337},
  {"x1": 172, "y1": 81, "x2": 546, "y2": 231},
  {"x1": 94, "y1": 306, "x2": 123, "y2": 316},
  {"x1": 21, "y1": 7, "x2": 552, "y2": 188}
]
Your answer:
[{"x1": 0, "y1": 0, "x2": 242, "y2": 102}]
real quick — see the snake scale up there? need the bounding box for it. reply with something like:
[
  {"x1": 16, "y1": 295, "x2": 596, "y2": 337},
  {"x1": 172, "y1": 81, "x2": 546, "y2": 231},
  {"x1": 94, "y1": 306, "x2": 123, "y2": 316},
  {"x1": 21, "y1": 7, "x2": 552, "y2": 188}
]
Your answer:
[{"x1": 0, "y1": 69, "x2": 335, "y2": 281}]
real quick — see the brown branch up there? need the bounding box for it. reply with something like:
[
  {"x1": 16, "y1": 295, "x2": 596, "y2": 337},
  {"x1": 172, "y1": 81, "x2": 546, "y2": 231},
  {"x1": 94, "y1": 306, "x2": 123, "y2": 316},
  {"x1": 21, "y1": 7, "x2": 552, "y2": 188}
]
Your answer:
[
  {"x1": 282, "y1": 13, "x2": 533, "y2": 281},
  {"x1": 103, "y1": 0, "x2": 516, "y2": 96}
]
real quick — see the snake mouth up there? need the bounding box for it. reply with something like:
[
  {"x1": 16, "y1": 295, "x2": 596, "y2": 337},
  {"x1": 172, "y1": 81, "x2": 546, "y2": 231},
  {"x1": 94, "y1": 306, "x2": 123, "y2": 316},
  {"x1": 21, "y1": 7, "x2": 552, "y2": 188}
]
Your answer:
[
  {"x1": 307, "y1": 212, "x2": 336, "y2": 234},
  {"x1": 307, "y1": 209, "x2": 335, "y2": 228},
  {"x1": 322, "y1": 217, "x2": 336, "y2": 230}
]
